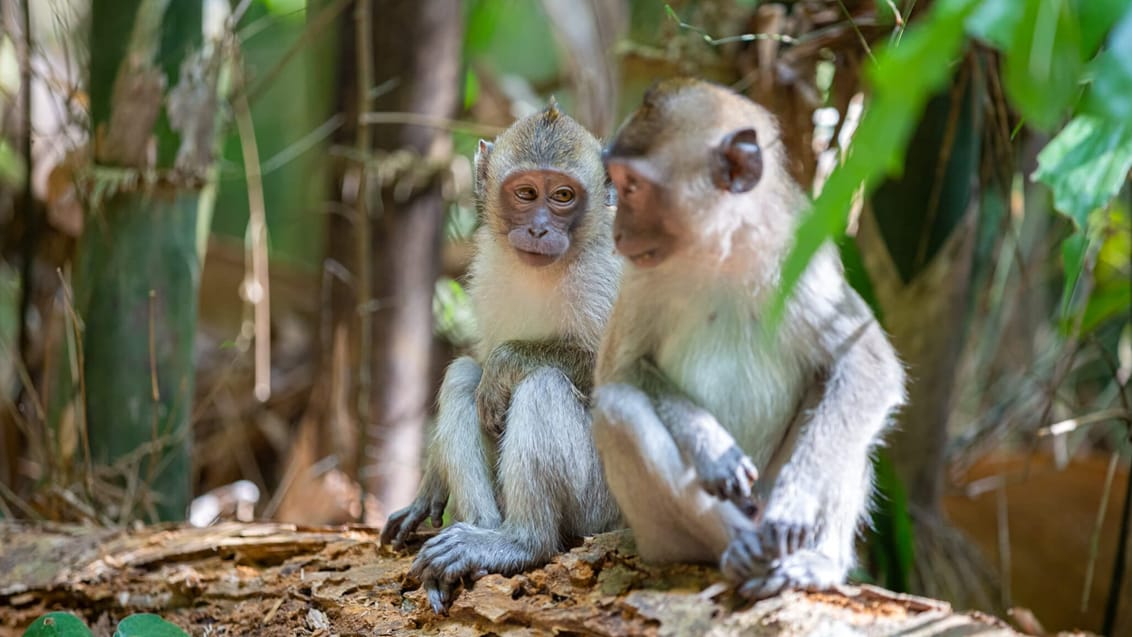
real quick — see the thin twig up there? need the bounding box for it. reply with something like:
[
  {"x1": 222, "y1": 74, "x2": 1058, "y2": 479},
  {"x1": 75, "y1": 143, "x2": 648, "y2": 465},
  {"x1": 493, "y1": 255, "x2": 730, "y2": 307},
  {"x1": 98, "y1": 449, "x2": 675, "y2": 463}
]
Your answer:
[
  {"x1": 1083, "y1": 451, "x2": 1120, "y2": 611},
  {"x1": 834, "y1": 0, "x2": 876, "y2": 62},
  {"x1": 244, "y1": 0, "x2": 353, "y2": 105},
  {"x1": 995, "y1": 482, "x2": 1012, "y2": 608},
  {"x1": 56, "y1": 268, "x2": 93, "y2": 499},
  {"x1": 358, "y1": 112, "x2": 504, "y2": 137},
  {"x1": 258, "y1": 113, "x2": 345, "y2": 176},
  {"x1": 231, "y1": 59, "x2": 272, "y2": 403},
  {"x1": 354, "y1": 0, "x2": 375, "y2": 522},
  {"x1": 663, "y1": 4, "x2": 798, "y2": 46},
  {"x1": 145, "y1": 289, "x2": 161, "y2": 494},
  {"x1": 0, "y1": 478, "x2": 39, "y2": 519}
]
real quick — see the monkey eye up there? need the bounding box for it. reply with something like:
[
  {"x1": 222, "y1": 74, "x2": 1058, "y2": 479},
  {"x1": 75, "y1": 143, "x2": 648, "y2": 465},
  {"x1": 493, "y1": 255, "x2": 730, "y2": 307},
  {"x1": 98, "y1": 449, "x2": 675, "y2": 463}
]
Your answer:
[
  {"x1": 550, "y1": 187, "x2": 575, "y2": 204},
  {"x1": 515, "y1": 186, "x2": 538, "y2": 202}
]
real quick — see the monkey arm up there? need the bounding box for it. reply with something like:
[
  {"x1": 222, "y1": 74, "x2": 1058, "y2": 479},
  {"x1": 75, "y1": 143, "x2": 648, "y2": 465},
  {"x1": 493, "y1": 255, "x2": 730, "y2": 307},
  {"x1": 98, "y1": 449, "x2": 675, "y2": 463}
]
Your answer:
[
  {"x1": 623, "y1": 358, "x2": 760, "y2": 510},
  {"x1": 757, "y1": 282, "x2": 906, "y2": 559},
  {"x1": 475, "y1": 338, "x2": 594, "y2": 438}
]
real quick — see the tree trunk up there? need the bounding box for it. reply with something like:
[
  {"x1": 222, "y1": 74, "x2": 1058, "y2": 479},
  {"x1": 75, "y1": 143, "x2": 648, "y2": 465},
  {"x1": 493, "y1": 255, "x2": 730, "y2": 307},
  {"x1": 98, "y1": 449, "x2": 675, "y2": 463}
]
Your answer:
[
  {"x1": 361, "y1": 0, "x2": 463, "y2": 519},
  {"x1": 857, "y1": 55, "x2": 1001, "y2": 610},
  {"x1": 53, "y1": 0, "x2": 221, "y2": 521}
]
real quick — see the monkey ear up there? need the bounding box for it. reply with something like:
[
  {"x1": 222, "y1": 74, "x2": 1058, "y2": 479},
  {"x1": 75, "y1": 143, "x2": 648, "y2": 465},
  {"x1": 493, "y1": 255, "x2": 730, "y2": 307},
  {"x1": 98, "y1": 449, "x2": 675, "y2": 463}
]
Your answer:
[
  {"x1": 710, "y1": 128, "x2": 763, "y2": 194},
  {"x1": 474, "y1": 139, "x2": 494, "y2": 197}
]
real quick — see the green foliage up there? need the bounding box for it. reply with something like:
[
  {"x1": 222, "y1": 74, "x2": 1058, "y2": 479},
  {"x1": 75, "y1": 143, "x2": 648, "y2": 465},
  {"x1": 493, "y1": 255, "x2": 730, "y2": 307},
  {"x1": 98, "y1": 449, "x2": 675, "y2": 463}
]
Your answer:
[
  {"x1": 1034, "y1": 118, "x2": 1132, "y2": 328},
  {"x1": 113, "y1": 614, "x2": 189, "y2": 637},
  {"x1": 1033, "y1": 116, "x2": 1132, "y2": 231},
  {"x1": 21, "y1": 612, "x2": 188, "y2": 637},
  {"x1": 464, "y1": 0, "x2": 558, "y2": 86},
  {"x1": 866, "y1": 453, "x2": 916, "y2": 592},
  {"x1": 0, "y1": 139, "x2": 25, "y2": 186},
  {"x1": 770, "y1": 0, "x2": 1132, "y2": 333},
  {"x1": 21, "y1": 613, "x2": 93, "y2": 637},
  {"x1": 768, "y1": 0, "x2": 982, "y2": 326}
]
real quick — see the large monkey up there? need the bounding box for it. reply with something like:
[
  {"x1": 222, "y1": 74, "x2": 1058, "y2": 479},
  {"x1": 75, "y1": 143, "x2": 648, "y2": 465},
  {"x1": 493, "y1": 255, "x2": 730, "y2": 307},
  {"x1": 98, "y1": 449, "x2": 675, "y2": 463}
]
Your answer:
[
  {"x1": 592, "y1": 78, "x2": 905, "y2": 598},
  {"x1": 381, "y1": 101, "x2": 622, "y2": 613}
]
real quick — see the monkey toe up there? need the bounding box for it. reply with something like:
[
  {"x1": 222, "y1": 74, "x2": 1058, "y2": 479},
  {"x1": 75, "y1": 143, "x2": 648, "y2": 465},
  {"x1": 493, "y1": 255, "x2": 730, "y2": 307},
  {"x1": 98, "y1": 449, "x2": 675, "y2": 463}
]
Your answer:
[
  {"x1": 720, "y1": 531, "x2": 770, "y2": 582},
  {"x1": 758, "y1": 520, "x2": 816, "y2": 558},
  {"x1": 381, "y1": 504, "x2": 427, "y2": 549},
  {"x1": 737, "y1": 550, "x2": 844, "y2": 600}
]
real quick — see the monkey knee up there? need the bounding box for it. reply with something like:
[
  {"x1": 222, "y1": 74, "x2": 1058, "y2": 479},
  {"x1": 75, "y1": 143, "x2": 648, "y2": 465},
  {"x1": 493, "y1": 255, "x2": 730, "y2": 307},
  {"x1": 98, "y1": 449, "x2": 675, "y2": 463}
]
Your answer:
[
  {"x1": 592, "y1": 384, "x2": 652, "y2": 425},
  {"x1": 441, "y1": 356, "x2": 482, "y2": 397},
  {"x1": 592, "y1": 384, "x2": 656, "y2": 445},
  {"x1": 512, "y1": 367, "x2": 578, "y2": 404}
]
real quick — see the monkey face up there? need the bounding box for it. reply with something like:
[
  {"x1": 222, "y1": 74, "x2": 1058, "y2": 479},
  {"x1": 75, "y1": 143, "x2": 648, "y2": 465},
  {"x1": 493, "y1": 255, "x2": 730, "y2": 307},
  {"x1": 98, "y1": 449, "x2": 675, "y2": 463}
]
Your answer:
[
  {"x1": 604, "y1": 78, "x2": 779, "y2": 268},
  {"x1": 499, "y1": 169, "x2": 587, "y2": 267},
  {"x1": 604, "y1": 158, "x2": 681, "y2": 268}
]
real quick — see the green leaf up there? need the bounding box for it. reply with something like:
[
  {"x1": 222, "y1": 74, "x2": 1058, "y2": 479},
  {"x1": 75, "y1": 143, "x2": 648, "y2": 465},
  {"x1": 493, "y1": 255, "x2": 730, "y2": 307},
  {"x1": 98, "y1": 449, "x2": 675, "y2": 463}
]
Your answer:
[
  {"x1": 1081, "y1": 7, "x2": 1132, "y2": 124},
  {"x1": 1000, "y1": 0, "x2": 1084, "y2": 131},
  {"x1": 838, "y1": 238, "x2": 884, "y2": 324},
  {"x1": 113, "y1": 614, "x2": 189, "y2": 637},
  {"x1": 1081, "y1": 280, "x2": 1132, "y2": 334},
  {"x1": 22, "y1": 613, "x2": 93, "y2": 637},
  {"x1": 1058, "y1": 230, "x2": 1089, "y2": 324},
  {"x1": 1076, "y1": 0, "x2": 1130, "y2": 54},
  {"x1": 1033, "y1": 115, "x2": 1132, "y2": 230},
  {"x1": 0, "y1": 139, "x2": 25, "y2": 186},
  {"x1": 866, "y1": 452, "x2": 916, "y2": 592},
  {"x1": 966, "y1": 0, "x2": 1023, "y2": 49},
  {"x1": 767, "y1": 0, "x2": 982, "y2": 326}
]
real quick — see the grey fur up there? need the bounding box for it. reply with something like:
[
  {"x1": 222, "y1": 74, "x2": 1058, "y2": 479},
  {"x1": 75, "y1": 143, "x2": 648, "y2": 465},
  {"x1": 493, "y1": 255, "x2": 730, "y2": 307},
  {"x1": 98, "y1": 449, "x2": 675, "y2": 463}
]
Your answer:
[
  {"x1": 382, "y1": 105, "x2": 623, "y2": 614},
  {"x1": 593, "y1": 79, "x2": 905, "y2": 599}
]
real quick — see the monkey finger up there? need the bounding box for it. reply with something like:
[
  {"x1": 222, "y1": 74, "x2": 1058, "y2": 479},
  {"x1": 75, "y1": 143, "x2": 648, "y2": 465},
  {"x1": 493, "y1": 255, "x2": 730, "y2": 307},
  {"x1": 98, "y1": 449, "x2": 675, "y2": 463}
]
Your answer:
[
  {"x1": 381, "y1": 507, "x2": 419, "y2": 547},
  {"x1": 424, "y1": 576, "x2": 455, "y2": 615},
  {"x1": 429, "y1": 498, "x2": 447, "y2": 528}
]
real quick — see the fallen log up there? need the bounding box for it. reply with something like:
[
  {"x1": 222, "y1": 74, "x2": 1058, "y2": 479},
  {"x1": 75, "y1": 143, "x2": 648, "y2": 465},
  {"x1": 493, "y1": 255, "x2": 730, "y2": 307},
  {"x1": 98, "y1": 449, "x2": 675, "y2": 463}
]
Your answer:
[{"x1": 0, "y1": 522, "x2": 1075, "y2": 636}]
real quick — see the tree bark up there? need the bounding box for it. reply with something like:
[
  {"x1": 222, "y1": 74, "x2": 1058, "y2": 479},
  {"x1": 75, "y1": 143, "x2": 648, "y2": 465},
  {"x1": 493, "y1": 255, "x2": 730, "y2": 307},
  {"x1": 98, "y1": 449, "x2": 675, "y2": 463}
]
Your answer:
[
  {"x1": 51, "y1": 0, "x2": 221, "y2": 521},
  {"x1": 362, "y1": 0, "x2": 463, "y2": 519}
]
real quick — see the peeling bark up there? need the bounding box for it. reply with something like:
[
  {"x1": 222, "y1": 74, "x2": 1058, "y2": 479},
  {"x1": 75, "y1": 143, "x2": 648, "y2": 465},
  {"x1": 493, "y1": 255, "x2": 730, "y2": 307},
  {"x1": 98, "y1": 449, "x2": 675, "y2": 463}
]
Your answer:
[{"x1": 0, "y1": 522, "x2": 1058, "y2": 637}]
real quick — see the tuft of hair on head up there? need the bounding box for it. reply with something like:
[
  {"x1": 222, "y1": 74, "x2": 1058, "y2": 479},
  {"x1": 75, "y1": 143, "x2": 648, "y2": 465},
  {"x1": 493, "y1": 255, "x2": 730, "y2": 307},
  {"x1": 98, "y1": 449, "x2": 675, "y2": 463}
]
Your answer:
[{"x1": 542, "y1": 96, "x2": 561, "y2": 123}]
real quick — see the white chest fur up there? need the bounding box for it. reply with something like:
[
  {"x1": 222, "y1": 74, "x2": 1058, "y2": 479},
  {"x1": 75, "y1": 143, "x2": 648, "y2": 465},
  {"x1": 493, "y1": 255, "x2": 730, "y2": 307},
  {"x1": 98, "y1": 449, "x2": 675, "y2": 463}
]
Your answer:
[
  {"x1": 472, "y1": 261, "x2": 570, "y2": 357},
  {"x1": 654, "y1": 289, "x2": 807, "y2": 467}
]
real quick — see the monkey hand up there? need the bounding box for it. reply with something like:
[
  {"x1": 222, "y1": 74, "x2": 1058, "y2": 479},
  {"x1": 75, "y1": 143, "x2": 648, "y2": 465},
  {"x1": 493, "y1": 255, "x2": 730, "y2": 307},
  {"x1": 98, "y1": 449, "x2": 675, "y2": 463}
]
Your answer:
[
  {"x1": 410, "y1": 523, "x2": 537, "y2": 614},
  {"x1": 720, "y1": 490, "x2": 834, "y2": 598},
  {"x1": 690, "y1": 434, "x2": 758, "y2": 510},
  {"x1": 380, "y1": 478, "x2": 449, "y2": 549}
]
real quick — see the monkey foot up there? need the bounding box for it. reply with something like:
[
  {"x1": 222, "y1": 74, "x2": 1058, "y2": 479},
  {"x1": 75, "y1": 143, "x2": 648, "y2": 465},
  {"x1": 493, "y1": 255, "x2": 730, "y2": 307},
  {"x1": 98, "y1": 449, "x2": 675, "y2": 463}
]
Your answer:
[
  {"x1": 409, "y1": 522, "x2": 543, "y2": 614},
  {"x1": 730, "y1": 549, "x2": 845, "y2": 600}
]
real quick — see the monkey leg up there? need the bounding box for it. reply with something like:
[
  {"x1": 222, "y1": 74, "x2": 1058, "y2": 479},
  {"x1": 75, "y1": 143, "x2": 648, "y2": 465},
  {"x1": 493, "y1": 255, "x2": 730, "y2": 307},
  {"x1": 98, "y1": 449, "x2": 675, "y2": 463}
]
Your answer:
[
  {"x1": 412, "y1": 367, "x2": 618, "y2": 613},
  {"x1": 431, "y1": 356, "x2": 502, "y2": 529},
  {"x1": 592, "y1": 383, "x2": 754, "y2": 565}
]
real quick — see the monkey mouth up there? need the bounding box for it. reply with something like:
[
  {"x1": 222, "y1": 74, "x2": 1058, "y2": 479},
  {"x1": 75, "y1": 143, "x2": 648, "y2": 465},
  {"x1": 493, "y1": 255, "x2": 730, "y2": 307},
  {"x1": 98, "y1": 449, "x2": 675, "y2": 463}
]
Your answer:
[{"x1": 515, "y1": 248, "x2": 560, "y2": 267}]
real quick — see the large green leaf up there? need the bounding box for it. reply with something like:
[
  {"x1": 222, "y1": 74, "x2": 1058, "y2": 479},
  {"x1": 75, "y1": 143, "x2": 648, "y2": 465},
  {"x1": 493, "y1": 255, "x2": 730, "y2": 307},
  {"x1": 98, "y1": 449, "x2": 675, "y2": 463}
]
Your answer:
[
  {"x1": 113, "y1": 614, "x2": 189, "y2": 637},
  {"x1": 1033, "y1": 115, "x2": 1132, "y2": 230},
  {"x1": 22, "y1": 613, "x2": 93, "y2": 637},
  {"x1": 1081, "y1": 7, "x2": 1132, "y2": 124},
  {"x1": 768, "y1": 0, "x2": 981, "y2": 325},
  {"x1": 1001, "y1": 0, "x2": 1084, "y2": 131}
]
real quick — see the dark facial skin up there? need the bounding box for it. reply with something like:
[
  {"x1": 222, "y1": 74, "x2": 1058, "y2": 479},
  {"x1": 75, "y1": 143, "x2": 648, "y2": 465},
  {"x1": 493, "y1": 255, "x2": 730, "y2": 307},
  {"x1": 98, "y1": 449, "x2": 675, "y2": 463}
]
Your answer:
[
  {"x1": 603, "y1": 160, "x2": 680, "y2": 268},
  {"x1": 501, "y1": 169, "x2": 587, "y2": 267}
]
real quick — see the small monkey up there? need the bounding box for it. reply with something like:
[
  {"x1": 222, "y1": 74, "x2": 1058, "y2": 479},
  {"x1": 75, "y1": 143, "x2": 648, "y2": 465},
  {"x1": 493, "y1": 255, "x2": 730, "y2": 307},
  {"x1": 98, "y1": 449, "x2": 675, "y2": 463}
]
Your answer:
[
  {"x1": 381, "y1": 101, "x2": 622, "y2": 613},
  {"x1": 592, "y1": 78, "x2": 905, "y2": 598}
]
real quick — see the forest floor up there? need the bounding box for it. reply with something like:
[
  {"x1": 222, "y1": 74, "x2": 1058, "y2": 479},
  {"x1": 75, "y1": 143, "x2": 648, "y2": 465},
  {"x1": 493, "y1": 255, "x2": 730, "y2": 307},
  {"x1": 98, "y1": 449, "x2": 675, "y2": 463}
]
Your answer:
[{"x1": 0, "y1": 521, "x2": 1080, "y2": 636}]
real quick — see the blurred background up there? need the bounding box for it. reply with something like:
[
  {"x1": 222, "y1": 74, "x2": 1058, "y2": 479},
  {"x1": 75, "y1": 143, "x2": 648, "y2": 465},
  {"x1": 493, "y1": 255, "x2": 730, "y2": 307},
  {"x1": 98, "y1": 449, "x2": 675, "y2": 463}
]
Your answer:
[{"x1": 0, "y1": 0, "x2": 1129, "y2": 634}]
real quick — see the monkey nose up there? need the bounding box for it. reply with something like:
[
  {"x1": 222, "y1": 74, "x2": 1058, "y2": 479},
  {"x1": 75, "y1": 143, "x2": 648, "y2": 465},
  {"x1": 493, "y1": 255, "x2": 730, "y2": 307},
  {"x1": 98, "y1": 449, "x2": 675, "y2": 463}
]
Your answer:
[{"x1": 528, "y1": 227, "x2": 548, "y2": 238}]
